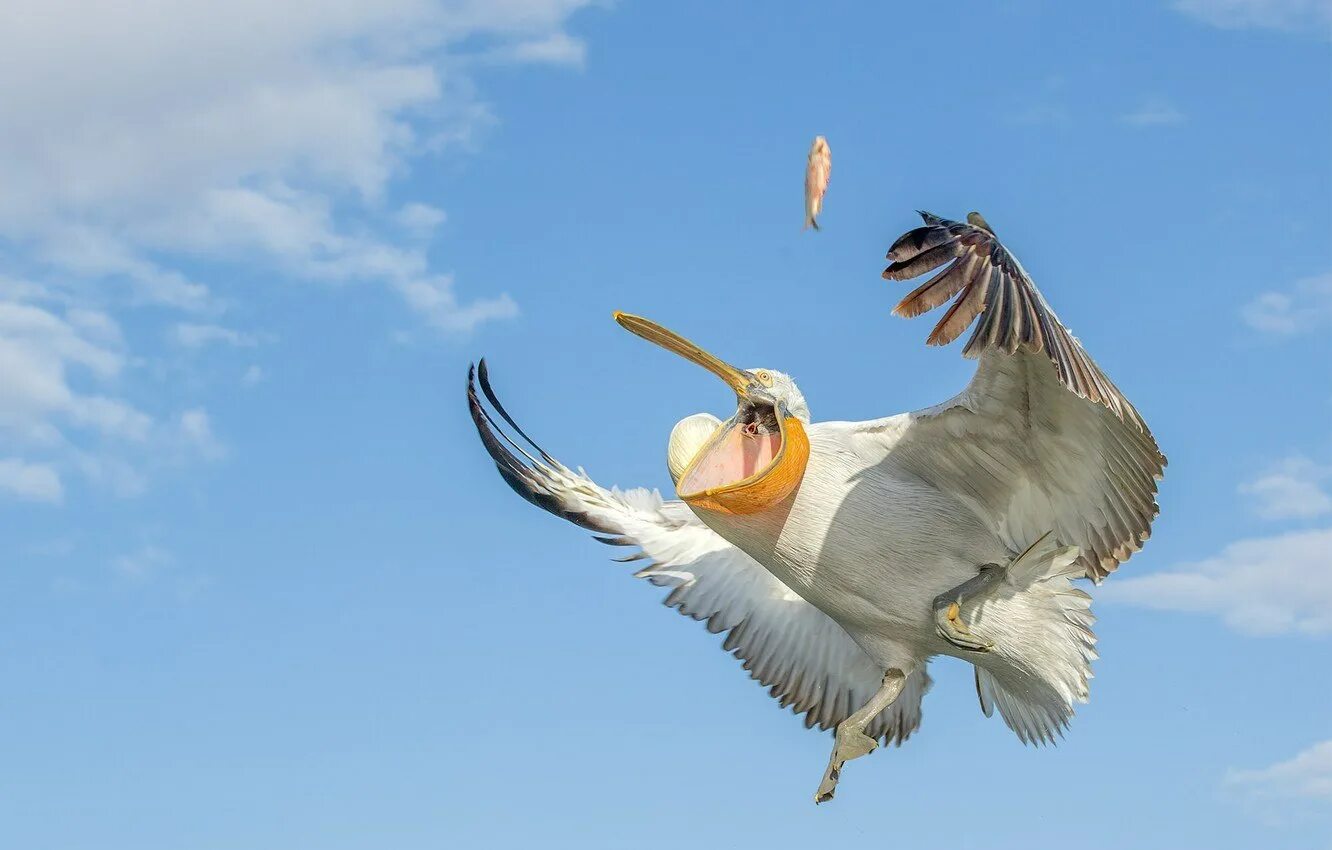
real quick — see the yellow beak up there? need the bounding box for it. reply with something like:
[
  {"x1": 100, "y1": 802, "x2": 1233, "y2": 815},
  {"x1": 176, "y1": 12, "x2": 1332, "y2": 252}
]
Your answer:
[
  {"x1": 613, "y1": 312, "x2": 751, "y2": 395},
  {"x1": 614, "y1": 311, "x2": 809, "y2": 516}
]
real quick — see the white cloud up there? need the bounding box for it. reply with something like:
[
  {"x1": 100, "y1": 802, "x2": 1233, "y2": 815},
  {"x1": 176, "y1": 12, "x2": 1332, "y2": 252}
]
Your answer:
[
  {"x1": 490, "y1": 30, "x2": 588, "y2": 65},
  {"x1": 175, "y1": 408, "x2": 226, "y2": 461},
  {"x1": 34, "y1": 225, "x2": 214, "y2": 312},
  {"x1": 0, "y1": 0, "x2": 589, "y2": 324},
  {"x1": 396, "y1": 202, "x2": 449, "y2": 236},
  {"x1": 1120, "y1": 98, "x2": 1187, "y2": 126},
  {"x1": 113, "y1": 544, "x2": 174, "y2": 581},
  {"x1": 1101, "y1": 528, "x2": 1332, "y2": 635},
  {"x1": 1174, "y1": 0, "x2": 1332, "y2": 37},
  {"x1": 72, "y1": 453, "x2": 148, "y2": 499},
  {"x1": 1241, "y1": 272, "x2": 1332, "y2": 335},
  {"x1": 170, "y1": 323, "x2": 261, "y2": 350},
  {"x1": 1240, "y1": 457, "x2": 1332, "y2": 519},
  {"x1": 0, "y1": 285, "x2": 196, "y2": 499},
  {"x1": 0, "y1": 291, "x2": 148, "y2": 448},
  {"x1": 0, "y1": 284, "x2": 241, "y2": 498},
  {"x1": 394, "y1": 275, "x2": 519, "y2": 333},
  {"x1": 1228, "y1": 740, "x2": 1332, "y2": 801},
  {"x1": 0, "y1": 458, "x2": 63, "y2": 503},
  {"x1": 0, "y1": 0, "x2": 599, "y2": 503},
  {"x1": 241, "y1": 365, "x2": 267, "y2": 387}
]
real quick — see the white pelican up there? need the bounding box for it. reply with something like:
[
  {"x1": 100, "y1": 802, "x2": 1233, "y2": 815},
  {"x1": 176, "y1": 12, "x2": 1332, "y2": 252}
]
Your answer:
[{"x1": 469, "y1": 211, "x2": 1165, "y2": 802}]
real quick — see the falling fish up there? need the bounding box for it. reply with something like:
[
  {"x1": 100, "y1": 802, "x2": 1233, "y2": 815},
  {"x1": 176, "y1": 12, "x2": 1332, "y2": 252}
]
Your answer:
[{"x1": 803, "y1": 136, "x2": 831, "y2": 230}]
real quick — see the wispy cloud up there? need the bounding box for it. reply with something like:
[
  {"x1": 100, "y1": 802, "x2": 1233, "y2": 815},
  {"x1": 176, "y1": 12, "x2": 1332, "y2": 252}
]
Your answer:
[
  {"x1": 169, "y1": 323, "x2": 262, "y2": 350},
  {"x1": 394, "y1": 275, "x2": 518, "y2": 334},
  {"x1": 1228, "y1": 740, "x2": 1332, "y2": 802},
  {"x1": 113, "y1": 544, "x2": 174, "y2": 581},
  {"x1": 0, "y1": 0, "x2": 590, "y2": 329},
  {"x1": 1173, "y1": 0, "x2": 1332, "y2": 38},
  {"x1": 0, "y1": 287, "x2": 144, "y2": 500},
  {"x1": 487, "y1": 30, "x2": 589, "y2": 66},
  {"x1": 1240, "y1": 456, "x2": 1332, "y2": 519},
  {"x1": 0, "y1": 0, "x2": 600, "y2": 504},
  {"x1": 1101, "y1": 528, "x2": 1332, "y2": 635},
  {"x1": 0, "y1": 283, "x2": 232, "y2": 501},
  {"x1": 111, "y1": 541, "x2": 213, "y2": 599},
  {"x1": 174, "y1": 409, "x2": 227, "y2": 462},
  {"x1": 1120, "y1": 97, "x2": 1187, "y2": 126},
  {"x1": 395, "y1": 203, "x2": 448, "y2": 237},
  {"x1": 0, "y1": 457, "x2": 63, "y2": 503},
  {"x1": 1241, "y1": 272, "x2": 1332, "y2": 335}
]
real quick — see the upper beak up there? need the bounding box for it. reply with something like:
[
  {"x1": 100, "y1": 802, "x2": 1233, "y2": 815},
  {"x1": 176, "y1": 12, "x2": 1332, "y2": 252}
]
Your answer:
[{"x1": 614, "y1": 312, "x2": 751, "y2": 395}]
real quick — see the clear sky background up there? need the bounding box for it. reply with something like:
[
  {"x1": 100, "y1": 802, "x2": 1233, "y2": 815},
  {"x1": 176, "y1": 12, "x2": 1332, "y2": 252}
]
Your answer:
[{"x1": 1, "y1": 1, "x2": 1329, "y2": 848}]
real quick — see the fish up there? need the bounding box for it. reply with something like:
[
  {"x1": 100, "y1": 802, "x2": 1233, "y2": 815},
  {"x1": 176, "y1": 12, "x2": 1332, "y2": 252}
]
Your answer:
[{"x1": 804, "y1": 136, "x2": 831, "y2": 230}]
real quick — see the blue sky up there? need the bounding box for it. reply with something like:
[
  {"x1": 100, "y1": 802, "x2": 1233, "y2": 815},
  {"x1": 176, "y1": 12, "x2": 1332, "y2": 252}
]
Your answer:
[{"x1": 1, "y1": 1, "x2": 1330, "y2": 847}]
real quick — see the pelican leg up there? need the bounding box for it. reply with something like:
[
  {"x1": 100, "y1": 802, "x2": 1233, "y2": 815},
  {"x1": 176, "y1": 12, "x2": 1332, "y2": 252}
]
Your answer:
[
  {"x1": 814, "y1": 669, "x2": 906, "y2": 804},
  {"x1": 933, "y1": 564, "x2": 1003, "y2": 652}
]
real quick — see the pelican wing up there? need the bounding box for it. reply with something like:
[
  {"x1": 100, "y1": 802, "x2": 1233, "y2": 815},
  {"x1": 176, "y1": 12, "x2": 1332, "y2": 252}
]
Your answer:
[
  {"x1": 469, "y1": 361, "x2": 929, "y2": 742},
  {"x1": 874, "y1": 212, "x2": 1166, "y2": 582}
]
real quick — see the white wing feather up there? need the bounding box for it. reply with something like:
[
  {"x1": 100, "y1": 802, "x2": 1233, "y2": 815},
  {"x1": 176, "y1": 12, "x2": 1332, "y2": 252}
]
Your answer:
[
  {"x1": 469, "y1": 362, "x2": 930, "y2": 743},
  {"x1": 872, "y1": 212, "x2": 1163, "y2": 744},
  {"x1": 877, "y1": 213, "x2": 1166, "y2": 583}
]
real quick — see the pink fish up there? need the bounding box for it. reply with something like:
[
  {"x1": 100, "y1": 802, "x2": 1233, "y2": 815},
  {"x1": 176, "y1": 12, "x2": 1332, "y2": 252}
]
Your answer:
[{"x1": 804, "y1": 136, "x2": 831, "y2": 230}]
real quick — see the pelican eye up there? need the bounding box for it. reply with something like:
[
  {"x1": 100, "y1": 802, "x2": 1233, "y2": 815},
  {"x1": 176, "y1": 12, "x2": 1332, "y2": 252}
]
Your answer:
[{"x1": 756, "y1": 370, "x2": 773, "y2": 387}]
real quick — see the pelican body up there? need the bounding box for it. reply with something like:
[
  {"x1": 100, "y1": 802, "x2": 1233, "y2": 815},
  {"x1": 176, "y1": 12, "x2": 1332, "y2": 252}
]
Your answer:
[{"x1": 469, "y1": 212, "x2": 1165, "y2": 801}]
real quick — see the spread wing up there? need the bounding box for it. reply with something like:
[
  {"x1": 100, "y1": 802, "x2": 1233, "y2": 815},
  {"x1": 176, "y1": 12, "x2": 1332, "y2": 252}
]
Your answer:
[
  {"x1": 469, "y1": 361, "x2": 929, "y2": 742},
  {"x1": 872, "y1": 212, "x2": 1166, "y2": 582}
]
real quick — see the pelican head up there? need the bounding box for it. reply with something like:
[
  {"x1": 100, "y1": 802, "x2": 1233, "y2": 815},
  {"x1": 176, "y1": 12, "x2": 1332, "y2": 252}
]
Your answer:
[{"x1": 614, "y1": 312, "x2": 811, "y2": 516}]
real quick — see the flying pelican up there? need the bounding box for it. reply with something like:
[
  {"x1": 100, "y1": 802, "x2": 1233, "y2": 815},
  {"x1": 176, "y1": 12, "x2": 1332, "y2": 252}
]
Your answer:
[{"x1": 468, "y1": 211, "x2": 1165, "y2": 802}]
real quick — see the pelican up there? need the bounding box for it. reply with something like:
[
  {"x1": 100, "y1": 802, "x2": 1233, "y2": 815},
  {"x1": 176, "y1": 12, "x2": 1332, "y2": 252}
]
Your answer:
[{"x1": 468, "y1": 211, "x2": 1165, "y2": 802}]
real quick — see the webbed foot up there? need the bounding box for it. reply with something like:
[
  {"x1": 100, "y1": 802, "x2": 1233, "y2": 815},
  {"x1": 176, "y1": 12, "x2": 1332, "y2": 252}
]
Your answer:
[
  {"x1": 814, "y1": 726, "x2": 879, "y2": 803},
  {"x1": 933, "y1": 564, "x2": 1003, "y2": 652},
  {"x1": 812, "y1": 669, "x2": 907, "y2": 804}
]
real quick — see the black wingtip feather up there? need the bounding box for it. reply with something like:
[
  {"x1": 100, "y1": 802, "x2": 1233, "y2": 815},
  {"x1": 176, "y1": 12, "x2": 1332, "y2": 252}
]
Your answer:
[
  {"x1": 468, "y1": 361, "x2": 621, "y2": 535},
  {"x1": 477, "y1": 358, "x2": 555, "y2": 464},
  {"x1": 885, "y1": 213, "x2": 1151, "y2": 429},
  {"x1": 468, "y1": 365, "x2": 547, "y2": 507}
]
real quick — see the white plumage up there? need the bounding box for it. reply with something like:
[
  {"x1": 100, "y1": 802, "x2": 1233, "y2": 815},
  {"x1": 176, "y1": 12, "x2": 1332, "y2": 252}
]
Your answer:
[{"x1": 469, "y1": 211, "x2": 1165, "y2": 801}]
